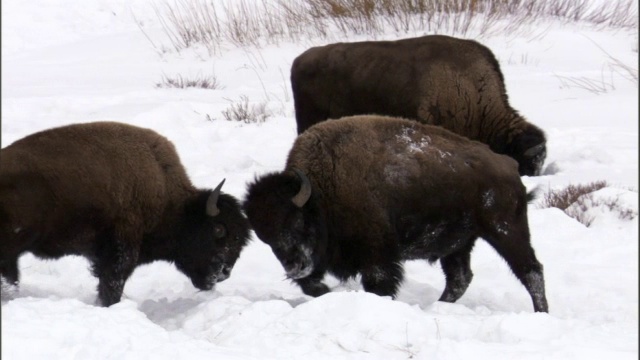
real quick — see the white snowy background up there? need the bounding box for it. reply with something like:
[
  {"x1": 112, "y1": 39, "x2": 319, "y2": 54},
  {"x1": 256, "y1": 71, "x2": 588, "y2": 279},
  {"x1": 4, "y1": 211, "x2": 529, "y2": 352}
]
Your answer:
[{"x1": 1, "y1": 0, "x2": 638, "y2": 359}]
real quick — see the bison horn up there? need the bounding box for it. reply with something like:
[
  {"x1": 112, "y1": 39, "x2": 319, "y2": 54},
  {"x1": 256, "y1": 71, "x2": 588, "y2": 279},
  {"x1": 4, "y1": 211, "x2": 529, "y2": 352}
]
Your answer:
[
  {"x1": 291, "y1": 169, "x2": 312, "y2": 208},
  {"x1": 206, "y1": 179, "x2": 226, "y2": 217},
  {"x1": 523, "y1": 143, "x2": 545, "y2": 158}
]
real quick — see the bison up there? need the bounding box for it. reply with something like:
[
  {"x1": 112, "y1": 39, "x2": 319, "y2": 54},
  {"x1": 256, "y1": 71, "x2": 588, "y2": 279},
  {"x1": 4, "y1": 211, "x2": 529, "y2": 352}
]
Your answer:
[
  {"x1": 243, "y1": 115, "x2": 548, "y2": 312},
  {"x1": 290, "y1": 34, "x2": 547, "y2": 176},
  {"x1": 0, "y1": 121, "x2": 251, "y2": 306}
]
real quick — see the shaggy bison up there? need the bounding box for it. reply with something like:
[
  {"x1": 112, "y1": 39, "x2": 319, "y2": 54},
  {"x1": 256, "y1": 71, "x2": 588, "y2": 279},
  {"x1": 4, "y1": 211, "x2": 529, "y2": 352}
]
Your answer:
[
  {"x1": 0, "y1": 121, "x2": 251, "y2": 306},
  {"x1": 290, "y1": 35, "x2": 547, "y2": 176},
  {"x1": 244, "y1": 115, "x2": 548, "y2": 312}
]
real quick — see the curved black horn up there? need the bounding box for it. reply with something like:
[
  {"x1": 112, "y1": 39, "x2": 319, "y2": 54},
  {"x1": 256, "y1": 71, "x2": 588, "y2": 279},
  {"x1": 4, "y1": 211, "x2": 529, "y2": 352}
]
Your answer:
[
  {"x1": 206, "y1": 179, "x2": 226, "y2": 217},
  {"x1": 291, "y1": 169, "x2": 312, "y2": 208},
  {"x1": 523, "y1": 143, "x2": 545, "y2": 158}
]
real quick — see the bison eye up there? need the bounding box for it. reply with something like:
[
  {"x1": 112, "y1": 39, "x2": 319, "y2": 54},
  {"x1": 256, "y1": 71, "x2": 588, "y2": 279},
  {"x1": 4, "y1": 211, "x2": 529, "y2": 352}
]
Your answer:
[{"x1": 213, "y1": 224, "x2": 227, "y2": 238}]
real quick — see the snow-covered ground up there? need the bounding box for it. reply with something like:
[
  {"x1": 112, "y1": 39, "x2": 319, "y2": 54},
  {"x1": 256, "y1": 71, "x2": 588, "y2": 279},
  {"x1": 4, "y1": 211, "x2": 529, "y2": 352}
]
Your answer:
[{"x1": 1, "y1": 0, "x2": 638, "y2": 359}]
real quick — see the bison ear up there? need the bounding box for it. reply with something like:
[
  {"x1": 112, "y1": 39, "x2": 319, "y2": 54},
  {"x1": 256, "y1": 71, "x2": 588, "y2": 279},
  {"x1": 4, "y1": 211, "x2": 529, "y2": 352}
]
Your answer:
[
  {"x1": 291, "y1": 169, "x2": 312, "y2": 208},
  {"x1": 206, "y1": 179, "x2": 226, "y2": 217}
]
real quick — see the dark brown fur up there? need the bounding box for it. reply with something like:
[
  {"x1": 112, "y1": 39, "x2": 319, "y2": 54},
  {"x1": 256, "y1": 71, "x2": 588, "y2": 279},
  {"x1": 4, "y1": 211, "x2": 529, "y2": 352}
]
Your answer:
[
  {"x1": 244, "y1": 115, "x2": 548, "y2": 312},
  {"x1": 0, "y1": 121, "x2": 251, "y2": 306},
  {"x1": 291, "y1": 35, "x2": 547, "y2": 176}
]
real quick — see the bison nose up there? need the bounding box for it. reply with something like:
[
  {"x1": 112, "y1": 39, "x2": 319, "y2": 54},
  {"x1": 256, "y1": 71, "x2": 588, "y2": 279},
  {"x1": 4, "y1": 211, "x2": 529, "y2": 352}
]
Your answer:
[
  {"x1": 283, "y1": 258, "x2": 304, "y2": 273},
  {"x1": 284, "y1": 258, "x2": 314, "y2": 280},
  {"x1": 217, "y1": 265, "x2": 232, "y2": 282},
  {"x1": 282, "y1": 257, "x2": 298, "y2": 272},
  {"x1": 283, "y1": 257, "x2": 296, "y2": 269}
]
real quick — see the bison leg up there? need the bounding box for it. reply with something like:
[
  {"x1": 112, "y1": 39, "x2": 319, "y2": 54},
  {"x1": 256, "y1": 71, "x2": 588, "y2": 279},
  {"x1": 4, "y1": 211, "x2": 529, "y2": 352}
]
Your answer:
[
  {"x1": 1, "y1": 259, "x2": 20, "y2": 300},
  {"x1": 361, "y1": 262, "x2": 404, "y2": 299},
  {"x1": 292, "y1": 95, "x2": 331, "y2": 134},
  {"x1": 438, "y1": 241, "x2": 475, "y2": 303},
  {"x1": 93, "y1": 226, "x2": 141, "y2": 307},
  {"x1": 485, "y1": 231, "x2": 548, "y2": 313},
  {"x1": 0, "y1": 258, "x2": 19, "y2": 286},
  {"x1": 296, "y1": 269, "x2": 330, "y2": 297}
]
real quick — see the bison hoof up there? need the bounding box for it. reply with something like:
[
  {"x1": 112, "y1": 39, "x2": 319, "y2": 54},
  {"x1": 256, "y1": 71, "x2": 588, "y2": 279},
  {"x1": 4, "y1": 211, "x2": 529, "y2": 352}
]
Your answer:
[
  {"x1": 299, "y1": 281, "x2": 330, "y2": 297},
  {"x1": 1, "y1": 278, "x2": 18, "y2": 301}
]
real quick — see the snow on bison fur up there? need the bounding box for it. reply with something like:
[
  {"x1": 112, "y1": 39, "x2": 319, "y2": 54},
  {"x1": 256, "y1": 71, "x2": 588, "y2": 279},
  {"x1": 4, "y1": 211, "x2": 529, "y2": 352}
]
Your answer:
[
  {"x1": 244, "y1": 115, "x2": 548, "y2": 312},
  {"x1": 0, "y1": 121, "x2": 251, "y2": 306},
  {"x1": 291, "y1": 34, "x2": 547, "y2": 177}
]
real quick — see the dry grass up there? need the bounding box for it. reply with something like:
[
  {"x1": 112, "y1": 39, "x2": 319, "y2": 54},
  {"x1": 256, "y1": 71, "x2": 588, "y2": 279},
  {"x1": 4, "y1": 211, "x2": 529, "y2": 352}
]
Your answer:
[
  {"x1": 553, "y1": 32, "x2": 638, "y2": 93},
  {"x1": 554, "y1": 40, "x2": 638, "y2": 94},
  {"x1": 221, "y1": 95, "x2": 272, "y2": 124},
  {"x1": 151, "y1": 0, "x2": 223, "y2": 54},
  {"x1": 147, "y1": 0, "x2": 638, "y2": 54},
  {"x1": 555, "y1": 67, "x2": 616, "y2": 95},
  {"x1": 147, "y1": 0, "x2": 636, "y2": 122},
  {"x1": 539, "y1": 181, "x2": 609, "y2": 211},
  {"x1": 155, "y1": 73, "x2": 223, "y2": 90},
  {"x1": 585, "y1": 35, "x2": 639, "y2": 83},
  {"x1": 539, "y1": 181, "x2": 638, "y2": 226}
]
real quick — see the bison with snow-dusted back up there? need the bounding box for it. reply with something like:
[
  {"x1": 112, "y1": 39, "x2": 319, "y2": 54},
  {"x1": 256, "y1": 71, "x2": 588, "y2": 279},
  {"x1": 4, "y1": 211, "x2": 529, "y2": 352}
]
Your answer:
[
  {"x1": 0, "y1": 122, "x2": 251, "y2": 306},
  {"x1": 244, "y1": 115, "x2": 548, "y2": 312},
  {"x1": 291, "y1": 35, "x2": 547, "y2": 176}
]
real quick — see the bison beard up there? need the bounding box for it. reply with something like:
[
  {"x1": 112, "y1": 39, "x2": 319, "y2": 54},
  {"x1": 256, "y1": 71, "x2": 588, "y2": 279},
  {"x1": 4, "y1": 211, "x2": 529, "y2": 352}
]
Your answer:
[
  {"x1": 290, "y1": 34, "x2": 547, "y2": 176},
  {"x1": 244, "y1": 115, "x2": 549, "y2": 313}
]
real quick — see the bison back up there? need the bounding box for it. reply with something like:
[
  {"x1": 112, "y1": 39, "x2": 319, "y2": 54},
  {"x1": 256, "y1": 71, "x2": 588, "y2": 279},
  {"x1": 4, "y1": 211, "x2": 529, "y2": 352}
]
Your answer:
[
  {"x1": 290, "y1": 35, "x2": 509, "y2": 136},
  {"x1": 286, "y1": 115, "x2": 524, "y2": 224},
  {"x1": 0, "y1": 122, "x2": 194, "y2": 229}
]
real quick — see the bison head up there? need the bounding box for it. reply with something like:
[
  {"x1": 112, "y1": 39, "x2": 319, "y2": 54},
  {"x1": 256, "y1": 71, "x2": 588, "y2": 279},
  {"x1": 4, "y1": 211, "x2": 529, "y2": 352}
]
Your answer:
[
  {"x1": 243, "y1": 169, "x2": 327, "y2": 281},
  {"x1": 175, "y1": 179, "x2": 251, "y2": 291},
  {"x1": 509, "y1": 123, "x2": 547, "y2": 176}
]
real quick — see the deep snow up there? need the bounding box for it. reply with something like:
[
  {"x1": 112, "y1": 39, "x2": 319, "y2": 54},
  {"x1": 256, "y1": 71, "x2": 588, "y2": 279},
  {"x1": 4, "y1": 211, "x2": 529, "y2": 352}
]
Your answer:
[{"x1": 1, "y1": 0, "x2": 638, "y2": 359}]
